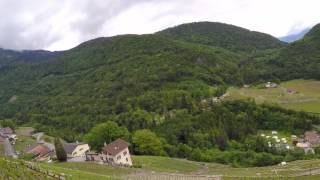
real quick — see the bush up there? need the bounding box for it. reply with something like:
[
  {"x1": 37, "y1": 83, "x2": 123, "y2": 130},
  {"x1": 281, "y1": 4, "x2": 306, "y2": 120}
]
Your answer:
[{"x1": 132, "y1": 129, "x2": 166, "y2": 156}]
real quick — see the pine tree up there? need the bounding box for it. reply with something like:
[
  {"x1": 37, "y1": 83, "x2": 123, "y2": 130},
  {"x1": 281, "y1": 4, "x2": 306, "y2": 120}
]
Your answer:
[{"x1": 54, "y1": 137, "x2": 67, "y2": 162}]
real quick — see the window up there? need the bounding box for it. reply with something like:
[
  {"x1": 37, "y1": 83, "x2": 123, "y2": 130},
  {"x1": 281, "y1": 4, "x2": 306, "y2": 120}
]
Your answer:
[
  {"x1": 117, "y1": 155, "x2": 121, "y2": 160},
  {"x1": 126, "y1": 158, "x2": 128, "y2": 162},
  {"x1": 123, "y1": 151, "x2": 127, "y2": 156},
  {"x1": 109, "y1": 158, "x2": 113, "y2": 162},
  {"x1": 79, "y1": 148, "x2": 83, "y2": 151}
]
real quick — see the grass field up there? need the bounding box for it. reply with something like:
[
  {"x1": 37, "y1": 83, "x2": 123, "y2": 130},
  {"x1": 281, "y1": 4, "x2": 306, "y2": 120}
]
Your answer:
[{"x1": 228, "y1": 79, "x2": 320, "y2": 113}]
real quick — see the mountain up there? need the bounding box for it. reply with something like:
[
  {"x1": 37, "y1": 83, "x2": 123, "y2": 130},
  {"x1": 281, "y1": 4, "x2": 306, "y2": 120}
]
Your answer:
[
  {"x1": 279, "y1": 28, "x2": 310, "y2": 42},
  {"x1": 1, "y1": 21, "x2": 319, "y2": 167},
  {"x1": 158, "y1": 22, "x2": 286, "y2": 53},
  {"x1": 0, "y1": 21, "x2": 318, "y2": 141},
  {"x1": 0, "y1": 48, "x2": 63, "y2": 63}
]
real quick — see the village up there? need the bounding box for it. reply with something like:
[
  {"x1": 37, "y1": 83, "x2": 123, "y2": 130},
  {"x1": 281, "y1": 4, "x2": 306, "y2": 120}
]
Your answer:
[
  {"x1": 0, "y1": 126, "x2": 133, "y2": 167},
  {"x1": 1, "y1": 125, "x2": 320, "y2": 169}
]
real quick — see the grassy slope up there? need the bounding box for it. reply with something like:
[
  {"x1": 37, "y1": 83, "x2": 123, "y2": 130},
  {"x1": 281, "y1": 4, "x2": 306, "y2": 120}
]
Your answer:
[
  {"x1": 32, "y1": 156, "x2": 320, "y2": 179},
  {"x1": 228, "y1": 79, "x2": 320, "y2": 113},
  {"x1": 2, "y1": 155, "x2": 319, "y2": 179}
]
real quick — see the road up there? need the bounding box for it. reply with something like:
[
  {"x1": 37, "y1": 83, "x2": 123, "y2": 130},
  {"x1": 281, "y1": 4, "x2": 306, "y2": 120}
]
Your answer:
[{"x1": 3, "y1": 138, "x2": 17, "y2": 158}]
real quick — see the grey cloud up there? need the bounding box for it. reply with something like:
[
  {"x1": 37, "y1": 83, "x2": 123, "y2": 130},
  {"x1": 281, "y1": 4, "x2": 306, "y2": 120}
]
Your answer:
[{"x1": 0, "y1": 0, "x2": 161, "y2": 50}]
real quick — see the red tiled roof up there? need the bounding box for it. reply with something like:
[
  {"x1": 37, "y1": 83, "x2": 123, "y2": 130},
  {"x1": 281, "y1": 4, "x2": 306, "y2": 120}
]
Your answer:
[
  {"x1": 102, "y1": 139, "x2": 129, "y2": 156},
  {"x1": 305, "y1": 131, "x2": 320, "y2": 144},
  {"x1": 24, "y1": 144, "x2": 52, "y2": 157}
]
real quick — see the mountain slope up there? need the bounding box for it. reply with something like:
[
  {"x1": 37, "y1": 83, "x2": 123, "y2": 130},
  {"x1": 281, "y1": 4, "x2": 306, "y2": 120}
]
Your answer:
[
  {"x1": 158, "y1": 22, "x2": 286, "y2": 53},
  {"x1": 262, "y1": 23, "x2": 320, "y2": 80},
  {"x1": 0, "y1": 34, "x2": 247, "y2": 136},
  {"x1": 0, "y1": 21, "x2": 318, "y2": 141}
]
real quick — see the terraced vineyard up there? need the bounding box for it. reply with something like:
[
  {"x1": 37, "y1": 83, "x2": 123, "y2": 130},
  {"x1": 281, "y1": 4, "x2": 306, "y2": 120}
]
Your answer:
[{"x1": 0, "y1": 158, "x2": 50, "y2": 179}]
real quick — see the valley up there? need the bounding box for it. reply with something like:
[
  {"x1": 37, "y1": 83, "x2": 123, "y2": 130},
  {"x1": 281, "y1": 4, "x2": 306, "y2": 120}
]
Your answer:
[{"x1": 0, "y1": 21, "x2": 320, "y2": 179}]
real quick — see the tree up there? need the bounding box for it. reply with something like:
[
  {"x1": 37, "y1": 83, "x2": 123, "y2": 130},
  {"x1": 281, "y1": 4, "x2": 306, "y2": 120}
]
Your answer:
[
  {"x1": 0, "y1": 119, "x2": 16, "y2": 131},
  {"x1": 84, "y1": 121, "x2": 129, "y2": 150},
  {"x1": 214, "y1": 86, "x2": 227, "y2": 97},
  {"x1": 54, "y1": 138, "x2": 67, "y2": 162},
  {"x1": 132, "y1": 129, "x2": 165, "y2": 156}
]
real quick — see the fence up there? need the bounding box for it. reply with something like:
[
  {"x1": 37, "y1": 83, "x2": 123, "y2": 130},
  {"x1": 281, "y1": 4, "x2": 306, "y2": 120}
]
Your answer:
[
  {"x1": 22, "y1": 161, "x2": 66, "y2": 180},
  {"x1": 125, "y1": 173, "x2": 222, "y2": 180}
]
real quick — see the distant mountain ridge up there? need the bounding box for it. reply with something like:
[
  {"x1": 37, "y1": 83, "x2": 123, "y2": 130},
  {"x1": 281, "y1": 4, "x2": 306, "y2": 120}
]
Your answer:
[
  {"x1": 0, "y1": 48, "x2": 63, "y2": 64},
  {"x1": 279, "y1": 28, "x2": 310, "y2": 42}
]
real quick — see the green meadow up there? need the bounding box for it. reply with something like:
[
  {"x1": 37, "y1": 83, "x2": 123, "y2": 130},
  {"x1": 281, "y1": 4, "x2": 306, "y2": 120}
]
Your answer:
[{"x1": 228, "y1": 79, "x2": 320, "y2": 113}]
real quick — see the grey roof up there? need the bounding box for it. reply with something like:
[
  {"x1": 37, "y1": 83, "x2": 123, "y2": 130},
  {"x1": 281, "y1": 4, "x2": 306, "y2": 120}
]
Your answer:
[{"x1": 63, "y1": 142, "x2": 86, "y2": 154}]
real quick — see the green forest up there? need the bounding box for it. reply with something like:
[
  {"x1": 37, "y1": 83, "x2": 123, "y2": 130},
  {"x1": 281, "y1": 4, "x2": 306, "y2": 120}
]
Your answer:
[{"x1": 1, "y1": 22, "x2": 320, "y2": 167}]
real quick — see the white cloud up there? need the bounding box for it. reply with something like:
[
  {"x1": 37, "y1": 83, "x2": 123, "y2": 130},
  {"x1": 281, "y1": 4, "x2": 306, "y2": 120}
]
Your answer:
[{"x1": 0, "y1": 0, "x2": 320, "y2": 51}]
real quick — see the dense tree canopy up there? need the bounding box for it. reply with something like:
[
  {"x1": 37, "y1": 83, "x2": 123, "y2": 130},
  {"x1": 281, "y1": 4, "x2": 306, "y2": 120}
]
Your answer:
[
  {"x1": 132, "y1": 129, "x2": 165, "y2": 156},
  {"x1": 84, "y1": 121, "x2": 129, "y2": 150}
]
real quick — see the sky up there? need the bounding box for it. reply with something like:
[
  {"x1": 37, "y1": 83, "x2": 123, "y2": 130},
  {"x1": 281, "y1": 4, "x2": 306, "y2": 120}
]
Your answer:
[{"x1": 1, "y1": 0, "x2": 320, "y2": 51}]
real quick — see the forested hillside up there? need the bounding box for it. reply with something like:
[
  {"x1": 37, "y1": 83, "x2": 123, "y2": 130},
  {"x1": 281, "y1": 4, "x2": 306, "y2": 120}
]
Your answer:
[
  {"x1": 0, "y1": 22, "x2": 320, "y2": 167},
  {"x1": 243, "y1": 23, "x2": 320, "y2": 82},
  {"x1": 158, "y1": 22, "x2": 286, "y2": 53}
]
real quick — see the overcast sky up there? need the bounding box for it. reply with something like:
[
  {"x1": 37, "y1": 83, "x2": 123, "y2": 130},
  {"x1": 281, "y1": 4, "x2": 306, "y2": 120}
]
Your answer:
[{"x1": 1, "y1": 0, "x2": 320, "y2": 51}]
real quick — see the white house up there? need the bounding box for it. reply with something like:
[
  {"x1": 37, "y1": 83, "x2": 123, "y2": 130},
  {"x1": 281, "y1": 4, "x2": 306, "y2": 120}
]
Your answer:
[
  {"x1": 101, "y1": 138, "x2": 132, "y2": 166},
  {"x1": 63, "y1": 142, "x2": 90, "y2": 158}
]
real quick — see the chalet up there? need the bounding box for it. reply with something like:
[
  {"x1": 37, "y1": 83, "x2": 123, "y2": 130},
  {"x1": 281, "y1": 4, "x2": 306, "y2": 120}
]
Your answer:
[
  {"x1": 63, "y1": 142, "x2": 90, "y2": 158},
  {"x1": 304, "y1": 131, "x2": 320, "y2": 146},
  {"x1": 0, "y1": 127, "x2": 13, "y2": 138},
  {"x1": 101, "y1": 139, "x2": 132, "y2": 166},
  {"x1": 24, "y1": 143, "x2": 54, "y2": 161}
]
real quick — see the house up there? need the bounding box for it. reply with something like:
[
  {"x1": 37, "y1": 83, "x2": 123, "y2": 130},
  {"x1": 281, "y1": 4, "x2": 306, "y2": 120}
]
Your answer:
[
  {"x1": 296, "y1": 142, "x2": 314, "y2": 154},
  {"x1": 24, "y1": 143, "x2": 54, "y2": 161},
  {"x1": 0, "y1": 127, "x2": 17, "y2": 144},
  {"x1": 101, "y1": 138, "x2": 132, "y2": 166},
  {"x1": 63, "y1": 142, "x2": 90, "y2": 158},
  {"x1": 0, "y1": 127, "x2": 13, "y2": 138},
  {"x1": 304, "y1": 131, "x2": 320, "y2": 146},
  {"x1": 0, "y1": 127, "x2": 13, "y2": 135},
  {"x1": 85, "y1": 151, "x2": 102, "y2": 162}
]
